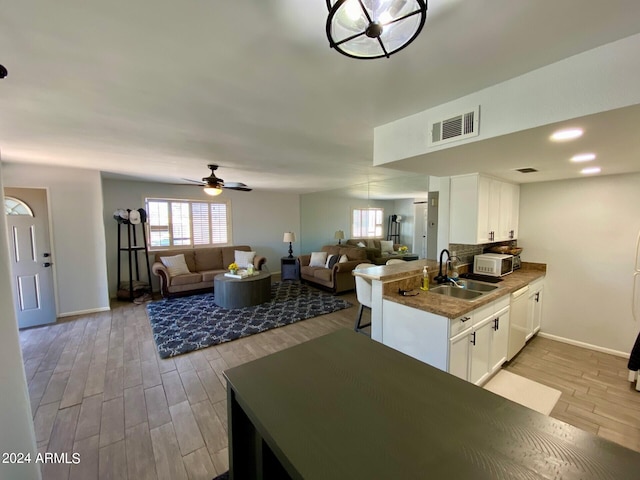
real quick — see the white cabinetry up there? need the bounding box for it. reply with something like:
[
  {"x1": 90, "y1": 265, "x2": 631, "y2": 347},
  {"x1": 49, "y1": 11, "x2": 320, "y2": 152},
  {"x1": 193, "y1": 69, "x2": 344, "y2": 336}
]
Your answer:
[
  {"x1": 466, "y1": 297, "x2": 510, "y2": 385},
  {"x1": 489, "y1": 306, "x2": 510, "y2": 373},
  {"x1": 382, "y1": 294, "x2": 510, "y2": 386},
  {"x1": 526, "y1": 278, "x2": 544, "y2": 340},
  {"x1": 469, "y1": 317, "x2": 494, "y2": 385},
  {"x1": 450, "y1": 173, "x2": 520, "y2": 244},
  {"x1": 449, "y1": 328, "x2": 471, "y2": 380}
]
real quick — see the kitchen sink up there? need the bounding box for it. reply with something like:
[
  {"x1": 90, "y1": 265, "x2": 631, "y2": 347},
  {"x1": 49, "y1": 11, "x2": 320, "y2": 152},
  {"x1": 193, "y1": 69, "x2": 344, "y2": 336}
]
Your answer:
[
  {"x1": 454, "y1": 279, "x2": 499, "y2": 292},
  {"x1": 429, "y1": 285, "x2": 484, "y2": 300}
]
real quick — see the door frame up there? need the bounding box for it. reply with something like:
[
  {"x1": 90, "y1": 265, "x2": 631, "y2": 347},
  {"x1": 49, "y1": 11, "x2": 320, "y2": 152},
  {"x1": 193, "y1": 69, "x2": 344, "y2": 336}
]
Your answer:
[{"x1": 4, "y1": 186, "x2": 59, "y2": 324}]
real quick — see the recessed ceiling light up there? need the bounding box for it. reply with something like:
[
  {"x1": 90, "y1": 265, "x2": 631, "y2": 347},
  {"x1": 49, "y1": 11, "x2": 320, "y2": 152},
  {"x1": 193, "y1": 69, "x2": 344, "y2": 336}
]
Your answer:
[
  {"x1": 550, "y1": 128, "x2": 583, "y2": 141},
  {"x1": 580, "y1": 166, "x2": 601, "y2": 175},
  {"x1": 571, "y1": 153, "x2": 596, "y2": 162}
]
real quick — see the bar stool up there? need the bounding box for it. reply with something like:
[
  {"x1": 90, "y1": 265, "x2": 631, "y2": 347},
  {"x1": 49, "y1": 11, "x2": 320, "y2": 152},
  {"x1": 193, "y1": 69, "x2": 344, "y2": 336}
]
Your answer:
[
  {"x1": 386, "y1": 259, "x2": 405, "y2": 265},
  {"x1": 354, "y1": 263, "x2": 375, "y2": 334}
]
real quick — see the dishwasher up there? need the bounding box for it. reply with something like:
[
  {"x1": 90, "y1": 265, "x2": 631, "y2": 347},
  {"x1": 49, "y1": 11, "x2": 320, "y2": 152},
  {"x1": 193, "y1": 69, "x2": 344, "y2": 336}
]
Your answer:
[{"x1": 507, "y1": 285, "x2": 530, "y2": 361}]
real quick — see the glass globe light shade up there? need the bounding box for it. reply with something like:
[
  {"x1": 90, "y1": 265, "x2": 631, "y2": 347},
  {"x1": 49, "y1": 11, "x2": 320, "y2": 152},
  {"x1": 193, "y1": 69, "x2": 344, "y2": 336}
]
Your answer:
[{"x1": 326, "y1": 0, "x2": 427, "y2": 59}]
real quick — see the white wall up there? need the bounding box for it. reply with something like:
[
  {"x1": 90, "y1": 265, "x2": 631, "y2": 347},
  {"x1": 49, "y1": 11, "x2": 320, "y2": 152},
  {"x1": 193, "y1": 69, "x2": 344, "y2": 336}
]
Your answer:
[
  {"x1": 0, "y1": 162, "x2": 41, "y2": 480},
  {"x1": 374, "y1": 33, "x2": 640, "y2": 165},
  {"x1": 299, "y1": 192, "x2": 395, "y2": 254},
  {"x1": 519, "y1": 173, "x2": 640, "y2": 355},
  {"x1": 393, "y1": 198, "x2": 415, "y2": 251},
  {"x1": 3, "y1": 163, "x2": 110, "y2": 316},
  {"x1": 101, "y1": 178, "x2": 300, "y2": 296}
]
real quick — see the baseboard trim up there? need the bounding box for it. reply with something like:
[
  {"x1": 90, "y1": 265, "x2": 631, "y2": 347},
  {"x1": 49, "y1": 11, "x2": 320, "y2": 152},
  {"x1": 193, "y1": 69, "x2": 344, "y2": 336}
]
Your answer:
[
  {"x1": 537, "y1": 332, "x2": 630, "y2": 359},
  {"x1": 58, "y1": 306, "x2": 111, "y2": 318}
]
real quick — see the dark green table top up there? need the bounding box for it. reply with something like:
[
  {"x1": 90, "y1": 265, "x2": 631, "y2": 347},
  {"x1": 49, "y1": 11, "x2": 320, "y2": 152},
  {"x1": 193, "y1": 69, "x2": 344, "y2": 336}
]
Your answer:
[{"x1": 224, "y1": 329, "x2": 640, "y2": 479}]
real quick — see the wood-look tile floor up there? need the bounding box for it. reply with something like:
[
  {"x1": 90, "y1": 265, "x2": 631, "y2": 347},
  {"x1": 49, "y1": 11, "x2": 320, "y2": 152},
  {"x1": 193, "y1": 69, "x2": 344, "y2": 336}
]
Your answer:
[{"x1": 20, "y1": 286, "x2": 640, "y2": 479}]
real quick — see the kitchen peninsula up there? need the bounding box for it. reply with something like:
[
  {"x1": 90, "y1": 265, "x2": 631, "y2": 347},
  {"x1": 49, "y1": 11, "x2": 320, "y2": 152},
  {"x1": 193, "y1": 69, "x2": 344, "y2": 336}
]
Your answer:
[{"x1": 353, "y1": 260, "x2": 546, "y2": 385}]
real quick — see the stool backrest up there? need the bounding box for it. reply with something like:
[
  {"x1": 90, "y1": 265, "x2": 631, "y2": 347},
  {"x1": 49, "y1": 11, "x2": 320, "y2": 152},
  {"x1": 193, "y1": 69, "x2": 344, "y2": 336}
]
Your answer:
[{"x1": 354, "y1": 263, "x2": 375, "y2": 308}]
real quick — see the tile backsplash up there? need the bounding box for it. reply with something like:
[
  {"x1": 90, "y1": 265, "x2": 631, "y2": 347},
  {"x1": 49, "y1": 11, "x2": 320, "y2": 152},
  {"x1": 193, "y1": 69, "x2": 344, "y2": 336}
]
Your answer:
[{"x1": 449, "y1": 240, "x2": 518, "y2": 265}]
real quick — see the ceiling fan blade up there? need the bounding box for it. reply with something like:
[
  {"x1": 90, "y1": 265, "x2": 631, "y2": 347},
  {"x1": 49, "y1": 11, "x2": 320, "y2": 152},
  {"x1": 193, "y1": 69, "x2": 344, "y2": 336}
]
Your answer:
[
  {"x1": 223, "y1": 184, "x2": 252, "y2": 192},
  {"x1": 181, "y1": 178, "x2": 206, "y2": 185},
  {"x1": 223, "y1": 182, "x2": 252, "y2": 191}
]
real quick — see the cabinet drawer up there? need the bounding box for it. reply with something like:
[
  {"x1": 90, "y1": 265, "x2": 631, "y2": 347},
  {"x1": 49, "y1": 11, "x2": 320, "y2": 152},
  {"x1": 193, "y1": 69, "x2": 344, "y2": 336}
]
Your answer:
[
  {"x1": 473, "y1": 302, "x2": 495, "y2": 324},
  {"x1": 494, "y1": 294, "x2": 510, "y2": 312},
  {"x1": 450, "y1": 313, "x2": 473, "y2": 337}
]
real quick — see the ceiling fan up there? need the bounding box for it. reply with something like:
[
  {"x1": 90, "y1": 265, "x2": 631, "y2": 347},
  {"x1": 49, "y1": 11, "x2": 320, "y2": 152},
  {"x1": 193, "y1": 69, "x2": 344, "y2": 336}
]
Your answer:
[{"x1": 183, "y1": 164, "x2": 252, "y2": 196}]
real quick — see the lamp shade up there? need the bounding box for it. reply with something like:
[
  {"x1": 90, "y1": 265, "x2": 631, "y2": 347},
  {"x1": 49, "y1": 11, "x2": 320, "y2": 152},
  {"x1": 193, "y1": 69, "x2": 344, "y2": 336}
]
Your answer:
[
  {"x1": 334, "y1": 230, "x2": 345, "y2": 240},
  {"x1": 326, "y1": 0, "x2": 427, "y2": 59},
  {"x1": 283, "y1": 232, "x2": 296, "y2": 243}
]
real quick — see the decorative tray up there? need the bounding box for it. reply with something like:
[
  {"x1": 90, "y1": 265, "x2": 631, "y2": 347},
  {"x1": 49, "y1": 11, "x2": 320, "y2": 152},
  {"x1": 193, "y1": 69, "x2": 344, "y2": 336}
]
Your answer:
[{"x1": 224, "y1": 270, "x2": 260, "y2": 279}]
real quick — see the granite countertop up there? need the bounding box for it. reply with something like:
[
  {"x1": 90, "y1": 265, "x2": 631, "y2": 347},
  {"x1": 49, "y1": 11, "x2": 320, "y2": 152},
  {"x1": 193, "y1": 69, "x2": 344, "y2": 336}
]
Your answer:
[
  {"x1": 352, "y1": 259, "x2": 440, "y2": 282},
  {"x1": 380, "y1": 264, "x2": 546, "y2": 319}
]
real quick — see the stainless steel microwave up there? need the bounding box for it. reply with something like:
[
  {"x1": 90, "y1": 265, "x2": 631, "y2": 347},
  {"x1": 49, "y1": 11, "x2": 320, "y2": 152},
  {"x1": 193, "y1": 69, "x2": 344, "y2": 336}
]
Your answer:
[{"x1": 473, "y1": 253, "x2": 514, "y2": 277}]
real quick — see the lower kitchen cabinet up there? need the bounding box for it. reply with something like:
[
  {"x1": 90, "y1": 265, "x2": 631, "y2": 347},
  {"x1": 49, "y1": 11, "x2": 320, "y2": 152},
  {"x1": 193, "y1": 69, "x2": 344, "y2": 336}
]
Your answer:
[
  {"x1": 489, "y1": 306, "x2": 510, "y2": 373},
  {"x1": 526, "y1": 278, "x2": 544, "y2": 340},
  {"x1": 469, "y1": 317, "x2": 494, "y2": 385},
  {"x1": 450, "y1": 305, "x2": 510, "y2": 385},
  {"x1": 449, "y1": 327, "x2": 472, "y2": 380},
  {"x1": 382, "y1": 294, "x2": 510, "y2": 386}
]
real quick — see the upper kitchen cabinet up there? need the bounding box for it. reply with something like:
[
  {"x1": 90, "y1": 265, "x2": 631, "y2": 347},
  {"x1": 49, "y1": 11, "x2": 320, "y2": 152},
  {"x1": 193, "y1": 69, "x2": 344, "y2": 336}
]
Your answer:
[{"x1": 450, "y1": 174, "x2": 520, "y2": 244}]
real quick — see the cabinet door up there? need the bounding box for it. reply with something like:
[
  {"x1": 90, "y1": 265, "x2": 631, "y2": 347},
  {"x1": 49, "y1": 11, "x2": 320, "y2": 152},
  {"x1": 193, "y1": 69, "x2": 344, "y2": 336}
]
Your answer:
[
  {"x1": 469, "y1": 318, "x2": 493, "y2": 385},
  {"x1": 526, "y1": 290, "x2": 536, "y2": 341},
  {"x1": 449, "y1": 329, "x2": 471, "y2": 381},
  {"x1": 531, "y1": 286, "x2": 543, "y2": 335},
  {"x1": 490, "y1": 307, "x2": 510, "y2": 373},
  {"x1": 497, "y1": 181, "x2": 519, "y2": 241},
  {"x1": 477, "y1": 175, "x2": 493, "y2": 243},
  {"x1": 508, "y1": 182, "x2": 520, "y2": 240}
]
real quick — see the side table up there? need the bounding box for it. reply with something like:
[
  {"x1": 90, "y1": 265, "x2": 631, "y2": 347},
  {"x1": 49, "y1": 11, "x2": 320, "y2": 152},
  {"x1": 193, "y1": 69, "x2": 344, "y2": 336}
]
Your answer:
[{"x1": 280, "y1": 256, "x2": 299, "y2": 281}]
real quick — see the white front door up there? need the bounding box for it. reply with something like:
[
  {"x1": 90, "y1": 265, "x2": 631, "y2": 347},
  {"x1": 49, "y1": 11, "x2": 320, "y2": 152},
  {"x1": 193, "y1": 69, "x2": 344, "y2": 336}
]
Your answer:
[{"x1": 4, "y1": 188, "x2": 56, "y2": 328}]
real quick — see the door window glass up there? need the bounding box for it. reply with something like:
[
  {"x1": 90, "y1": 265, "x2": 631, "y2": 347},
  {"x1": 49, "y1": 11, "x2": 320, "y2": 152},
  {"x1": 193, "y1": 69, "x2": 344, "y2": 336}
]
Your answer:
[{"x1": 4, "y1": 196, "x2": 34, "y2": 216}]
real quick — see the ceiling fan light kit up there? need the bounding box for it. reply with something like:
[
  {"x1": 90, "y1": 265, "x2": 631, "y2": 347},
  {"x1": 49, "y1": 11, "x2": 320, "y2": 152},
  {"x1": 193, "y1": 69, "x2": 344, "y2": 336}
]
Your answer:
[
  {"x1": 326, "y1": 0, "x2": 427, "y2": 59},
  {"x1": 203, "y1": 186, "x2": 223, "y2": 196},
  {"x1": 183, "y1": 164, "x2": 252, "y2": 195}
]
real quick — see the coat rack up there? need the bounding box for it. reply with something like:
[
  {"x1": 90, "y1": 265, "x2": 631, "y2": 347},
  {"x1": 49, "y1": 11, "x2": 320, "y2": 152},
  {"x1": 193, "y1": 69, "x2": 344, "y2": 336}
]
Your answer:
[{"x1": 387, "y1": 214, "x2": 401, "y2": 242}]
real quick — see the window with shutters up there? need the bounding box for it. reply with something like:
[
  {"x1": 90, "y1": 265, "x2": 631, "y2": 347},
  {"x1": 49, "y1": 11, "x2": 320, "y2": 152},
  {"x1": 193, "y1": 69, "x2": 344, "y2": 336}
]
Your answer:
[
  {"x1": 145, "y1": 197, "x2": 231, "y2": 249},
  {"x1": 351, "y1": 207, "x2": 383, "y2": 238}
]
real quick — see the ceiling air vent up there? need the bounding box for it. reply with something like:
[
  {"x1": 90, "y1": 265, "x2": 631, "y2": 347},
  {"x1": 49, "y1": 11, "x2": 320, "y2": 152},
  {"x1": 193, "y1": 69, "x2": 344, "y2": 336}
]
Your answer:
[
  {"x1": 516, "y1": 167, "x2": 538, "y2": 173},
  {"x1": 428, "y1": 106, "x2": 480, "y2": 147}
]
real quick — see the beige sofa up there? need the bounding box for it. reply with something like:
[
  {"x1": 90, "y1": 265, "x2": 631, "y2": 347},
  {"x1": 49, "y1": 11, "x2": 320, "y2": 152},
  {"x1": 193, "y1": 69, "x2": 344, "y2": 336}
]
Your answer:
[
  {"x1": 298, "y1": 245, "x2": 367, "y2": 293},
  {"x1": 344, "y1": 239, "x2": 403, "y2": 265},
  {"x1": 151, "y1": 245, "x2": 266, "y2": 298}
]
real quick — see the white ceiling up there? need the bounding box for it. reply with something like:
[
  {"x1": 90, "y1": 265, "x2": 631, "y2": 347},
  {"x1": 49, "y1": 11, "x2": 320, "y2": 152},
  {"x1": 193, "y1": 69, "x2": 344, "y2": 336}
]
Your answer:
[{"x1": 2, "y1": 0, "x2": 640, "y2": 198}]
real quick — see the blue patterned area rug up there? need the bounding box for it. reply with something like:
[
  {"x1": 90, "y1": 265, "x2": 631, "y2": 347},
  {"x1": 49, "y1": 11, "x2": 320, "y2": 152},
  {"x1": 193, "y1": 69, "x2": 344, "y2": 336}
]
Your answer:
[{"x1": 146, "y1": 282, "x2": 352, "y2": 358}]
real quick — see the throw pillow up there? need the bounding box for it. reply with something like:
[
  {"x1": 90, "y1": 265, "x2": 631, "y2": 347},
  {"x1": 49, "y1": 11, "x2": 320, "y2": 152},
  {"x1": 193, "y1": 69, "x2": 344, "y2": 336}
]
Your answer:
[
  {"x1": 325, "y1": 254, "x2": 339, "y2": 269},
  {"x1": 380, "y1": 240, "x2": 394, "y2": 253},
  {"x1": 339, "y1": 254, "x2": 349, "y2": 263},
  {"x1": 160, "y1": 254, "x2": 191, "y2": 277},
  {"x1": 357, "y1": 241, "x2": 366, "y2": 247},
  {"x1": 235, "y1": 250, "x2": 256, "y2": 269},
  {"x1": 367, "y1": 239, "x2": 375, "y2": 248},
  {"x1": 309, "y1": 251, "x2": 328, "y2": 267}
]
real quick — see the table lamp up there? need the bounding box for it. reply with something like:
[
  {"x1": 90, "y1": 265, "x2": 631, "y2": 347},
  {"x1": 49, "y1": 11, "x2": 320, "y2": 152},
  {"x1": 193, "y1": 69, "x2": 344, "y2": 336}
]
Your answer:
[
  {"x1": 334, "y1": 230, "x2": 344, "y2": 245},
  {"x1": 283, "y1": 232, "x2": 296, "y2": 258}
]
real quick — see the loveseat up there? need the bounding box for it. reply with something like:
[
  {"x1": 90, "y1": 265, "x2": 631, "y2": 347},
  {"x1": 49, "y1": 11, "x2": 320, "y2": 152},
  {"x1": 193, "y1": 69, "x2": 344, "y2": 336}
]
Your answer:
[
  {"x1": 344, "y1": 239, "x2": 403, "y2": 265},
  {"x1": 297, "y1": 245, "x2": 367, "y2": 294},
  {"x1": 151, "y1": 245, "x2": 266, "y2": 298}
]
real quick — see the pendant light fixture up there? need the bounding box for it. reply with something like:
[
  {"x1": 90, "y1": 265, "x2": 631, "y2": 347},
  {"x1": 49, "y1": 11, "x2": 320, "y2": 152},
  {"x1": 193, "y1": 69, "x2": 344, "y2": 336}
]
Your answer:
[{"x1": 326, "y1": 0, "x2": 427, "y2": 59}]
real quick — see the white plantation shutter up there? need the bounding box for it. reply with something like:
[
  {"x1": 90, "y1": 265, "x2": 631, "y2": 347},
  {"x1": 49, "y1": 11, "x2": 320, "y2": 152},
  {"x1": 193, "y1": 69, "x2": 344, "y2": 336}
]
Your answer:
[
  {"x1": 192, "y1": 203, "x2": 210, "y2": 245},
  {"x1": 352, "y1": 207, "x2": 383, "y2": 238},
  {"x1": 145, "y1": 198, "x2": 230, "y2": 248},
  {"x1": 210, "y1": 203, "x2": 228, "y2": 244},
  {"x1": 147, "y1": 200, "x2": 170, "y2": 247},
  {"x1": 171, "y1": 202, "x2": 191, "y2": 245}
]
